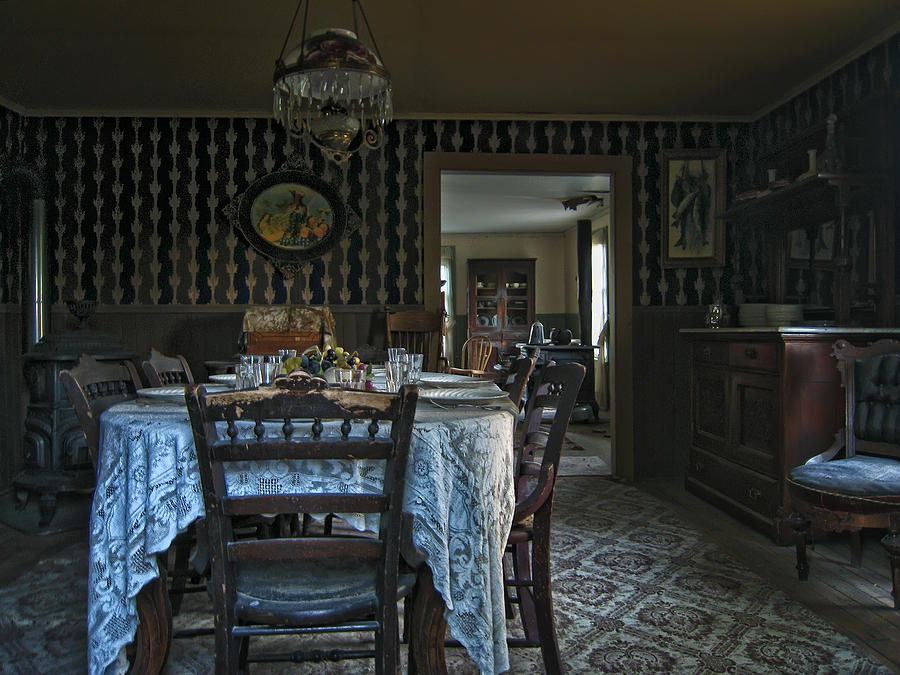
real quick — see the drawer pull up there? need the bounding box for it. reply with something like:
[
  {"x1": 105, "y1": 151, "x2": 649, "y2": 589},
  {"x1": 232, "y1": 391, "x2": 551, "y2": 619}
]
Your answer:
[
  {"x1": 694, "y1": 461, "x2": 705, "y2": 473},
  {"x1": 748, "y1": 487, "x2": 762, "y2": 500},
  {"x1": 744, "y1": 347, "x2": 758, "y2": 359}
]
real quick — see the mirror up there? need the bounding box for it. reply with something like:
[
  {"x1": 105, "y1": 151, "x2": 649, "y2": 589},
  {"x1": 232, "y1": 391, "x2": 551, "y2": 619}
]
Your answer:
[{"x1": 784, "y1": 211, "x2": 877, "y2": 322}]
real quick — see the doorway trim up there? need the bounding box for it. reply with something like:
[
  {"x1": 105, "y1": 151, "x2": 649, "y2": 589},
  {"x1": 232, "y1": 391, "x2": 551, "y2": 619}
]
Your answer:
[{"x1": 423, "y1": 152, "x2": 634, "y2": 480}]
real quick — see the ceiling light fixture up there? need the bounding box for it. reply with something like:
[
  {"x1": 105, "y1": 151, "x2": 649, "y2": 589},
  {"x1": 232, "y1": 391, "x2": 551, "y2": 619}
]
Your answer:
[{"x1": 272, "y1": 0, "x2": 393, "y2": 165}]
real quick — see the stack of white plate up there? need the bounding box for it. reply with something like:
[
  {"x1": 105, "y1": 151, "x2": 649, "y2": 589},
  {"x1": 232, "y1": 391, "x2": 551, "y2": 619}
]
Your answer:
[
  {"x1": 766, "y1": 304, "x2": 803, "y2": 326},
  {"x1": 738, "y1": 303, "x2": 769, "y2": 327}
]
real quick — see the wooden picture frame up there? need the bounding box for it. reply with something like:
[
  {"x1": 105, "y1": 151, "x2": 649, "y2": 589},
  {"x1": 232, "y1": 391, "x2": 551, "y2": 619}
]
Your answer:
[
  {"x1": 225, "y1": 157, "x2": 359, "y2": 277},
  {"x1": 660, "y1": 148, "x2": 726, "y2": 267}
]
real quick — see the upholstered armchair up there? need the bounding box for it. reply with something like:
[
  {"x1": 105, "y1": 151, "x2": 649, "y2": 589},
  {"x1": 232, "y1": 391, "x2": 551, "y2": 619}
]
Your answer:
[{"x1": 787, "y1": 339, "x2": 900, "y2": 608}]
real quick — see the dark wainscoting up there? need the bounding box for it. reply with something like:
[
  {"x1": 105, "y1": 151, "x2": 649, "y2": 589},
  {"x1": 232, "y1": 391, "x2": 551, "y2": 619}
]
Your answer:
[
  {"x1": 0, "y1": 303, "x2": 410, "y2": 493},
  {"x1": 0, "y1": 306, "x2": 25, "y2": 491},
  {"x1": 632, "y1": 305, "x2": 706, "y2": 479},
  {"x1": 75, "y1": 304, "x2": 398, "y2": 381},
  {"x1": 2, "y1": 303, "x2": 709, "y2": 488}
]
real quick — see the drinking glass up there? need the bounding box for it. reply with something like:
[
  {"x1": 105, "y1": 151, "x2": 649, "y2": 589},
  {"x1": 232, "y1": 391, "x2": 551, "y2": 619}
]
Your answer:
[
  {"x1": 350, "y1": 367, "x2": 365, "y2": 390},
  {"x1": 387, "y1": 347, "x2": 407, "y2": 362},
  {"x1": 336, "y1": 368, "x2": 353, "y2": 388},
  {"x1": 237, "y1": 355, "x2": 260, "y2": 389},
  {"x1": 384, "y1": 360, "x2": 408, "y2": 392},
  {"x1": 276, "y1": 348, "x2": 297, "y2": 362},
  {"x1": 260, "y1": 355, "x2": 281, "y2": 386},
  {"x1": 407, "y1": 353, "x2": 424, "y2": 383}
]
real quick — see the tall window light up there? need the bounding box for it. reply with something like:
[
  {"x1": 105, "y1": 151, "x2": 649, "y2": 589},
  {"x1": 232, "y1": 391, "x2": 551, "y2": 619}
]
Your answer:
[
  {"x1": 591, "y1": 227, "x2": 610, "y2": 410},
  {"x1": 440, "y1": 245, "x2": 455, "y2": 361}
]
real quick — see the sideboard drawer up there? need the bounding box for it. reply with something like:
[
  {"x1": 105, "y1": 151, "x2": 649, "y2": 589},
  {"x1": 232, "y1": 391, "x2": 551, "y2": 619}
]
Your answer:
[
  {"x1": 729, "y1": 342, "x2": 777, "y2": 372},
  {"x1": 689, "y1": 447, "x2": 778, "y2": 519}
]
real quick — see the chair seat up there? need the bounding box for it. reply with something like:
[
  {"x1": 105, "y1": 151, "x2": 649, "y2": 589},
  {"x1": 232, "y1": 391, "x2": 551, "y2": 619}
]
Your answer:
[
  {"x1": 789, "y1": 455, "x2": 900, "y2": 501},
  {"x1": 234, "y1": 557, "x2": 417, "y2": 627}
]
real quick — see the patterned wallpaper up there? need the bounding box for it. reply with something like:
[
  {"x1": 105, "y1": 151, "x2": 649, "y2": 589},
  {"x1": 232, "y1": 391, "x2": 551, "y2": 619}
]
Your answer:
[{"x1": 0, "y1": 35, "x2": 896, "y2": 310}]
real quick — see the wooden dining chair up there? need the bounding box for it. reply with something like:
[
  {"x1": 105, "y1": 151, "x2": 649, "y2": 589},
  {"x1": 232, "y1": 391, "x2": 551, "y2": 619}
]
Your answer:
[
  {"x1": 185, "y1": 376, "x2": 419, "y2": 673},
  {"x1": 142, "y1": 346, "x2": 194, "y2": 386},
  {"x1": 505, "y1": 361, "x2": 585, "y2": 673},
  {"x1": 500, "y1": 356, "x2": 536, "y2": 412},
  {"x1": 787, "y1": 339, "x2": 900, "y2": 608},
  {"x1": 385, "y1": 305, "x2": 446, "y2": 372},
  {"x1": 59, "y1": 354, "x2": 143, "y2": 468},
  {"x1": 449, "y1": 334, "x2": 494, "y2": 377}
]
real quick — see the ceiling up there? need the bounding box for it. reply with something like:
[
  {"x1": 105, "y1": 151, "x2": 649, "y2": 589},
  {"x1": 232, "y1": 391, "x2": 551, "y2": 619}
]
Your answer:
[
  {"x1": 2, "y1": 1, "x2": 897, "y2": 234},
  {"x1": 2, "y1": 1, "x2": 897, "y2": 120},
  {"x1": 441, "y1": 173, "x2": 609, "y2": 234}
]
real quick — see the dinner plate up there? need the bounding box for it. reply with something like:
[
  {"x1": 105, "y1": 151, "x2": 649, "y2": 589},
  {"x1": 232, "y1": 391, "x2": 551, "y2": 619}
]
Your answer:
[
  {"x1": 209, "y1": 373, "x2": 237, "y2": 385},
  {"x1": 137, "y1": 384, "x2": 230, "y2": 403},
  {"x1": 418, "y1": 387, "x2": 509, "y2": 403},
  {"x1": 418, "y1": 373, "x2": 494, "y2": 388}
]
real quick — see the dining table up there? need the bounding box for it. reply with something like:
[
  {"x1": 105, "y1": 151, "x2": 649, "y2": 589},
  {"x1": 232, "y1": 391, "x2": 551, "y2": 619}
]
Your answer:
[{"x1": 87, "y1": 373, "x2": 517, "y2": 675}]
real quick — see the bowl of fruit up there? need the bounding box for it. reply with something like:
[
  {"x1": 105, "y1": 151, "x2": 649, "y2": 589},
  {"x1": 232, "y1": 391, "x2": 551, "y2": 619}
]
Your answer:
[{"x1": 281, "y1": 346, "x2": 375, "y2": 389}]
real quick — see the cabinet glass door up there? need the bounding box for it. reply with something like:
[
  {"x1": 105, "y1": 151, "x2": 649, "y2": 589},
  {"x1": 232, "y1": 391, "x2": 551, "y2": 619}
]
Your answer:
[
  {"x1": 474, "y1": 270, "x2": 500, "y2": 329},
  {"x1": 504, "y1": 270, "x2": 529, "y2": 330}
]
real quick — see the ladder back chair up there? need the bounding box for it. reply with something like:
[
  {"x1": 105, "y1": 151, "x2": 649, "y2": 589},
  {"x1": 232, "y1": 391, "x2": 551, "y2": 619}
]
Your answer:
[
  {"x1": 385, "y1": 305, "x2": 445, "y2": 373},
  {"x1": 787, "y1": 339, "x2": 900, "y2": 608},
  {"x1": 501, "y1": 356, "x2": 536, "y2": 412},
  {"x1": 449, "y1": 334, "x2": 494, "y2": 377},
  {"x1": 142, "y1": 347, "x2": 195, "y2": 387},
  {"x1": 59, "y1": 354, "x2": 143, "y2": 468},
  {"x1": 185, "y1": 376, "x2": 419, "y2": 673},
  {"x1": 61, "y1": 352, "x2": 204, "y2": 616},
  {"x1": 141, "y1": 346, "x2": 209, "y2": 612},
  {"x1": 505, "y1": 361, "x2": 585, "y2": 673}
]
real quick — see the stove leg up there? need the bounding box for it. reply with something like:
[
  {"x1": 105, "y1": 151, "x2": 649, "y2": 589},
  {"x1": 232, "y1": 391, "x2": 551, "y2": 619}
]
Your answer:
[{"x1": 38, "y1": 492, "x2": 57, "y2": 527}]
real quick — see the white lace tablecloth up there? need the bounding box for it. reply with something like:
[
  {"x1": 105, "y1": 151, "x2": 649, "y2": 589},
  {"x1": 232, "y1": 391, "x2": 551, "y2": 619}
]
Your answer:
[{"x1": 87, "y1": 396, "x2": 516, "y2": 675}]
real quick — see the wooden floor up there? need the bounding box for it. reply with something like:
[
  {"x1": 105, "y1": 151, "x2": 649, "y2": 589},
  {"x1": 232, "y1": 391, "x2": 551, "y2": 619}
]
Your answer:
[
  {"x1": 2, "y1": 477, "x2": 898, "y2": 672},
  {"x1": 640, "y1": 477, "x2": 900, "y2": 672}
]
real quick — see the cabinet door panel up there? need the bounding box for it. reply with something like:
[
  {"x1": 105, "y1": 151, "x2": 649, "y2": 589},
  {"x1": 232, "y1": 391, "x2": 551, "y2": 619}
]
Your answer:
[
  {"x1": 730, "y1": 372, "x2": 779, "y2": 476},
  {"x1": 692, "y1": 367, "x2": 728, "y2": 454}
]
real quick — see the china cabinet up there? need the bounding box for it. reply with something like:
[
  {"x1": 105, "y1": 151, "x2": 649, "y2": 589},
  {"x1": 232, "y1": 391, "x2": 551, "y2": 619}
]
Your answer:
[{"x1": 467, "y1": 259, "x2": 535, "y2": 363}]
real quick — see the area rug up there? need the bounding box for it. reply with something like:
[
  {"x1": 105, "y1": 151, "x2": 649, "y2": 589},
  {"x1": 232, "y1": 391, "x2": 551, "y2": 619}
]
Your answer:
[{"x1": 0, "y1": 477, "x2": 889, "y2": 674}]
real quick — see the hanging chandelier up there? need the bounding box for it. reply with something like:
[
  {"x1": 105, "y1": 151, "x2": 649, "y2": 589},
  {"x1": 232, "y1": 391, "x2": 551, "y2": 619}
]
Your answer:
[{"x1": 272, "y1": 0, "x2": 393, "y2": 165}]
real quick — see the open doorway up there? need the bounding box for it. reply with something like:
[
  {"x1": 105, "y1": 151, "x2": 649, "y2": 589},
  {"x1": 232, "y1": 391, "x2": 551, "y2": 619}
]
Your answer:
[{"x1": 423, "y1": 153, "x2": 634, "y2": 480}]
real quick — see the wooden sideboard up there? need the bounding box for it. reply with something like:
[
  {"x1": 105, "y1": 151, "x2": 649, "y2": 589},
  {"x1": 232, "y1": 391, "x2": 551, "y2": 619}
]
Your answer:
[{"x1": 681, "y1": 327, "x2": 900, "y2": 544}]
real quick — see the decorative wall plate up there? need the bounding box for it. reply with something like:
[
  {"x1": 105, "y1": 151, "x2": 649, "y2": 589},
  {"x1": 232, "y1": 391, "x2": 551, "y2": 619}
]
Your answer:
[{"x1": 224, "y1": 156, "x2": 360, "y2": 277}]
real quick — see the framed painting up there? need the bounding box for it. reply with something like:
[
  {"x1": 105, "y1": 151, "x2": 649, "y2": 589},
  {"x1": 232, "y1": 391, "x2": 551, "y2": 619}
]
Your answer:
[
  {"x1": 660, "y1": 148, "x2": 726, "y2": 267},
  {"x1": 225, "y1": 159, "x2": 359, "y2": 276}
]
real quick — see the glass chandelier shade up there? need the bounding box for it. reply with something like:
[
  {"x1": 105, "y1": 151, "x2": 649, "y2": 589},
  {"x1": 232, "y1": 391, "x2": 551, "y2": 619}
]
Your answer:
[{"x1": 273, "y1": 26, "x2": 393, "y2": 165}]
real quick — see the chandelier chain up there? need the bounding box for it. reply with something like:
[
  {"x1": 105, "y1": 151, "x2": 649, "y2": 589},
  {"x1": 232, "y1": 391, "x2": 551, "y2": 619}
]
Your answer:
[
  {"x1": 354, "y1": 0, "x2": 385, "y2": 64},
  {"x1": 277, "y1": 0, "x2": 307, "y2": 65}
]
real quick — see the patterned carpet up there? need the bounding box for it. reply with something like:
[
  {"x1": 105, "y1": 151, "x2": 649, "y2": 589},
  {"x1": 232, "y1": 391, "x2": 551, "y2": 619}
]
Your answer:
[{"x1": 0, "y1": 477, "x2": 889, "y2": 674}]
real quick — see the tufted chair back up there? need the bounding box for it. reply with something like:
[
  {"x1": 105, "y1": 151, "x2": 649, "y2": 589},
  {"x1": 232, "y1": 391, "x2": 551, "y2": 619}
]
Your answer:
[{"x1": 842, "y1": 342, "x2": 900, "y2": 457}]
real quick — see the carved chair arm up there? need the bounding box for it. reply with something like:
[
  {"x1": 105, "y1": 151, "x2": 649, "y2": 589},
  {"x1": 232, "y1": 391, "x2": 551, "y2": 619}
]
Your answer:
[{"x1": 804, "y1": 428, "x2": 847, "y2": 465}]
